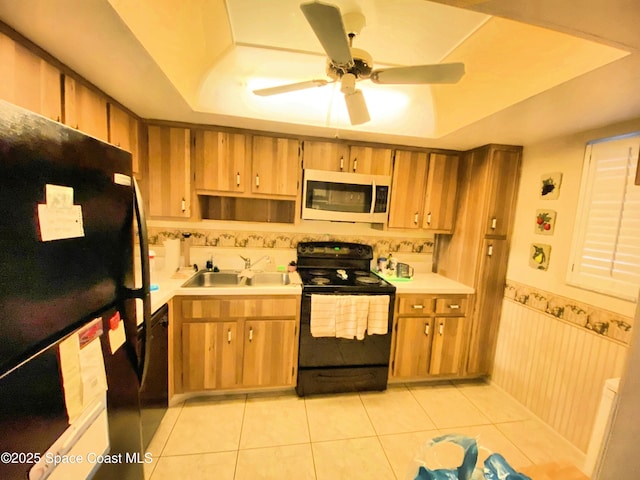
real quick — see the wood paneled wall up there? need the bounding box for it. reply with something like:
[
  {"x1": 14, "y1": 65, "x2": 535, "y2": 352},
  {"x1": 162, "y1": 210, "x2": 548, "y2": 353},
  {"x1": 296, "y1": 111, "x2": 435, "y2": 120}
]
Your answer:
[{"x1": 492, "y1": 299, "x2": 628, "y2": 451}]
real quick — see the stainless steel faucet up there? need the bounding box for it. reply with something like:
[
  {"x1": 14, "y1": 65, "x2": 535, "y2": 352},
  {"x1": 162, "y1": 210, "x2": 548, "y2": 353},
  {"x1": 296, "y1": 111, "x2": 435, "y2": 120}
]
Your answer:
[{"x1": 239, "y1": 254, "x2": 271, "y2": 270}]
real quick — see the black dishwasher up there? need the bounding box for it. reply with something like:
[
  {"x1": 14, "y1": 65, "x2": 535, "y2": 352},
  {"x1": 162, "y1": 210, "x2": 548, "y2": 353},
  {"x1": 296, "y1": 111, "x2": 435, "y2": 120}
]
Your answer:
[{"x1": 138, "y1": 303, "x2": 169, "y2": 450}]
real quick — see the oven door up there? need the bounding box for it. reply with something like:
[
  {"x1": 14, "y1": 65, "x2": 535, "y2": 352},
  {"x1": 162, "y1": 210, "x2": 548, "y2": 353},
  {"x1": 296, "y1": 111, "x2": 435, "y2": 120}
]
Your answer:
[
  {"x1": 298, "y1": 292, "x2": 394, "y2": 368},
  {"x1": 302, "y1": 169, "x2": 390, "y2": 223}
]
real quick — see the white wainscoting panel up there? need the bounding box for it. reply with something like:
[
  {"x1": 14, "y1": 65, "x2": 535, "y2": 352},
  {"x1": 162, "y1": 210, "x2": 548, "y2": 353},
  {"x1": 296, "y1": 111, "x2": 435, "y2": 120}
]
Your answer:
[{"x1": 492, "y1": 299, "x2": 628, "y2": 451}]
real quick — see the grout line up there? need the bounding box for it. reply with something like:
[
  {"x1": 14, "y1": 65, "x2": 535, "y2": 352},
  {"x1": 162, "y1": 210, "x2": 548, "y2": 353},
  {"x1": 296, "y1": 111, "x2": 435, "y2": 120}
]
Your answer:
[
  {"x1": 303, "y1": 396, "x2": 319, "y2": 480},
  {"x1": 232, "y1": 394, "x2": 248, "y2": 479}
]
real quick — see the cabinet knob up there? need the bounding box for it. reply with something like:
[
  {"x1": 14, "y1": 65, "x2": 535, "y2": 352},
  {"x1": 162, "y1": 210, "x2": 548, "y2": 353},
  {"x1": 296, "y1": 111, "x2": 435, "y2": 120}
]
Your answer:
[
  {"x1": 340, "y1": 156, "x2": 344, "y2": 171},
  {"x1": 487, "y1": 244, "x2": 493, "y2": 257},
  {"x1": 227, "y1": 328, "x2": 232, "y2": 344},
  {"x1": 181, "y1": 197, "x2": 186, "y2": 213},
  {"x1": 414, "y1": 212, "x2": 419, "y2": 224},
  {"x1": 426, "y1": 212, "x2": 432, "y2": 225},
  {"x1": 353, "y1": 158, "x2": 357, "y2": 172},
  {"x1": 449, "y1": 304, "x2": 460, "y2": 310},
  {"x1": 255, "y1": 174, "x2": 260, "y2": 188},
  {"x1": 491, "y1": 217, "x2": 497, "y2": 230},
  {"x1": 412, "y1": 304, "x2": 424, "y2": 309},
  {"x1": 249, "y1": 327, "x2": 254, "y2": 342},
  {"x1": 236, "y1": 172, "x2": 241, "y2": 187},
  {"x1": 424, "y1": 323, "x2": 430, "y2": 336},
  {"x1": 439, "y1": 322, "x2": 444, "y2": 336}
]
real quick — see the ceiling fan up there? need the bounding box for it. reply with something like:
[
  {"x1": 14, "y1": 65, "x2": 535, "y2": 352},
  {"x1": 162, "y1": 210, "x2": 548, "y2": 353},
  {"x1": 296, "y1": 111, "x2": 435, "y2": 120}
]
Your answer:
[{"x1": 252, "y1": 1, "x2": 465, "y2": 125}]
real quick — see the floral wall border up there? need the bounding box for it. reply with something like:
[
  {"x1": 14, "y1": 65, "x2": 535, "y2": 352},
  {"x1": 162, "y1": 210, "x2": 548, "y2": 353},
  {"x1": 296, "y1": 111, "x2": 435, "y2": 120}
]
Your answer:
[
  {"x1": 147, "y1": 226, "x2": 434, "y2": 256},
  {"x1": 504, "y1": 279, "x2": 633, "y2": 345}
]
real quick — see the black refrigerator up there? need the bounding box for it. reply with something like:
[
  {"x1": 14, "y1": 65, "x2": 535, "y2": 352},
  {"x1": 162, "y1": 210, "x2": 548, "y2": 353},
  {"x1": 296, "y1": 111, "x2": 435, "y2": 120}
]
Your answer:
[{"x1": 0, "y1": 100, "x2": 152, "y2": 479}]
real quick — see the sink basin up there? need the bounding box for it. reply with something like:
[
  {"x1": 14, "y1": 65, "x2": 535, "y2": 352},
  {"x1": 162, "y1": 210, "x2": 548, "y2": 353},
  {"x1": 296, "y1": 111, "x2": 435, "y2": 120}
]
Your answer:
[
  {"x1": 245, "y1": 272, "x2": 290, "y2": 286},
  {"x1": 181, "y1": 270, "x2": 241, "y2": 287}
]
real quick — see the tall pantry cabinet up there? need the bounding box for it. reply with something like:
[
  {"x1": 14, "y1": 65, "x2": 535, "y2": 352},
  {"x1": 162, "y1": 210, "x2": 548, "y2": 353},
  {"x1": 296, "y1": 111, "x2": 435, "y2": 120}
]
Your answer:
[{"x1": 436, "y1": 144, "x2": 522, "y2": 376}]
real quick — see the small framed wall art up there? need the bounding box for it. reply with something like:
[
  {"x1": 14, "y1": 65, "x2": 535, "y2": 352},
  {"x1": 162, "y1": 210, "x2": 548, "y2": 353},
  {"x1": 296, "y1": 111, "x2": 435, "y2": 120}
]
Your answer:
[
  {"x1": 535, "y1": 209, "x2": 557, "y2": 235},
  {"x1": 529, "y1": 243, "x2": 551, "y2": 270},
  {"x1": 540, "y1": 172, "x2": 563, "y2": 199}
]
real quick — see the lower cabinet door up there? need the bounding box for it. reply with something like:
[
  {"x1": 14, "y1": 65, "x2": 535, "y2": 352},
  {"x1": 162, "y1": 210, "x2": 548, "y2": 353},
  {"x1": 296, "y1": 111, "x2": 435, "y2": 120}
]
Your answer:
[
  {"x1": 242, "y1": 319, "x2": 297, "y2": 387},
  {"x1": 429, "y1": 317, "x2": 468, "y2": 376},
  {"x1": 393, "y1": 317, "x2": 433, "y2": 378},
  {"x1": 181, "y1": 321, "x2": 239, "y2": 391}
]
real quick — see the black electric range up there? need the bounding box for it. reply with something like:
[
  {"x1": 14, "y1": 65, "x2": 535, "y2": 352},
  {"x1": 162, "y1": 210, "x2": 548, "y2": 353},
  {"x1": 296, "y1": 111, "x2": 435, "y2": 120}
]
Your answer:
[{"x1": 295, "y1": 242, "x2": 396, "y2": 396}]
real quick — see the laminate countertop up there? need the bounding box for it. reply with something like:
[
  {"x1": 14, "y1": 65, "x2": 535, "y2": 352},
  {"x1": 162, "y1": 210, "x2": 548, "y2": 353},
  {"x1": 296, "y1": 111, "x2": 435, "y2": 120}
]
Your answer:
[
  {"x1": 382, "y1": 273, "x2": 475, "y2": 295},
  {"x1": 147, "y1": 270, "x2": 474, "y2": 316}
]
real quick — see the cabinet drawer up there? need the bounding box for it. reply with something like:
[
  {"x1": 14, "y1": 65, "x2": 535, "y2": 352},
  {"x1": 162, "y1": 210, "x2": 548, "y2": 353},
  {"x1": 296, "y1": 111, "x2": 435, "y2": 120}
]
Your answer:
[
  {"x1": 397, "y1": 295, "x2": 436, "y2": 315},
  {"x1": 180, "y1": 296, "x2": 299, "y2": 320},
  {"x1": 435, "y1": 297, "x2": 467, "y2": 315}
]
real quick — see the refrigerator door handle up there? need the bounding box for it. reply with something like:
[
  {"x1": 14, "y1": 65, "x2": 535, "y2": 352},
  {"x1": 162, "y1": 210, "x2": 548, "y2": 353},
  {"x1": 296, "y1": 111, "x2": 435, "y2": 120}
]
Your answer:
[{"x1": 127, "y1": 177, "x2": 152, "y2": 382}]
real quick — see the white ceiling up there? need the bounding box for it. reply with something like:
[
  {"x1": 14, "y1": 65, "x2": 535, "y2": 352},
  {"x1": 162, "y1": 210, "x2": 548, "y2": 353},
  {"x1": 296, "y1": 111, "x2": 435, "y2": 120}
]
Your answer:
[{"x1": 0, "y1": 0, "x2": 639, "y2": 150}]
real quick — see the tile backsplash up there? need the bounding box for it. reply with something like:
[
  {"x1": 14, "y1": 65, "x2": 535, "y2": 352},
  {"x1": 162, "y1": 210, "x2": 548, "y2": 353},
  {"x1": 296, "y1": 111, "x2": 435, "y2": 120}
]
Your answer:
[
  {"x1": 505, "y1": 279, "x2": 633, "y2": 345},
  {"x1": 147, "y1": 226, "x2": 434, "y2": 257}
]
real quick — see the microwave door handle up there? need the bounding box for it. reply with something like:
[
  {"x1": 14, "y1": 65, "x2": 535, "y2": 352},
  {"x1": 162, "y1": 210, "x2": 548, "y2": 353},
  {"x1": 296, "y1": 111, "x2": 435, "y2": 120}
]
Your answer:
[{"x1": 370, "y1": 180, "x2": 376, "y2": 215}]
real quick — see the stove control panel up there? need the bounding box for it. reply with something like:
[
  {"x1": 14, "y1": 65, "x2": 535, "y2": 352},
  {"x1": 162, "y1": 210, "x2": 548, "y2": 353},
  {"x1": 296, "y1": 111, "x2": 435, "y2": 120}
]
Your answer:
[{"x1": 297, "y1": 242, "x2": 372, "y2": 259}]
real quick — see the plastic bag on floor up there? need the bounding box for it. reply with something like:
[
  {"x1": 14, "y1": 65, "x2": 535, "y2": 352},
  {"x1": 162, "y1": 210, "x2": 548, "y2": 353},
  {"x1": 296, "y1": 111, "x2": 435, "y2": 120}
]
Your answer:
[{"x1": 407, "y1": 434, "x2": 531, "y2": 480}]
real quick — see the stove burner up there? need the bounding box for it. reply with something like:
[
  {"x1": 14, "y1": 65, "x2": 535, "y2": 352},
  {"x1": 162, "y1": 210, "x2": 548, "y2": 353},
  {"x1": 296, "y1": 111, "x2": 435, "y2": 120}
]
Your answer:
[
  {"x1": 309, "y1": 269, "x2": 331, "y2": 276},
  {"x1": 311, "y1": 277, "x2": 330, "y2": 285},
  {"x1": 354, "y1": 270, "x2": 370, "y2": 276},
  {"x1": 355, "y1": 276, "x2": 381, "y2": 285}
]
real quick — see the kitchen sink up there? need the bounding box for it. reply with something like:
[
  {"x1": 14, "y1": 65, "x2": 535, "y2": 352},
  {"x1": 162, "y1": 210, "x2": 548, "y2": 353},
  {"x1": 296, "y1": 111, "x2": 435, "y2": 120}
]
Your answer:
[
  {"x1": 245, "y1": 272, "x2": 290, "y2": 286},
  {"x1": 181, "y1": 270, "x2": 241, "y2": 287}
]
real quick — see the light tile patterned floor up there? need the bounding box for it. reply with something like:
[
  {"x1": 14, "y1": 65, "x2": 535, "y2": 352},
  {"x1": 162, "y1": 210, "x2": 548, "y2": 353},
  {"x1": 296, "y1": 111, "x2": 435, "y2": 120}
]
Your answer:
[{"x1": 144, "y1": 381, "x2": 586, "y2": 480}]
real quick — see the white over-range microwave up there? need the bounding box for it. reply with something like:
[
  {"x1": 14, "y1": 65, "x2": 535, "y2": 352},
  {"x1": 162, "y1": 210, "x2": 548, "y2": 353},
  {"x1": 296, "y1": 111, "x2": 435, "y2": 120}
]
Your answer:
[{"x1": 301, "y1": 169, "x2": 391, "y2": 223}]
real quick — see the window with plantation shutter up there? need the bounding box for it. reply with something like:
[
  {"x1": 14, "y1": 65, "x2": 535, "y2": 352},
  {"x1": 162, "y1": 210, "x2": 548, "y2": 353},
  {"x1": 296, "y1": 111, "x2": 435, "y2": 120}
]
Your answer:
[{"x1": 567, "y1": 133, "x2": 640, "y2": 301}]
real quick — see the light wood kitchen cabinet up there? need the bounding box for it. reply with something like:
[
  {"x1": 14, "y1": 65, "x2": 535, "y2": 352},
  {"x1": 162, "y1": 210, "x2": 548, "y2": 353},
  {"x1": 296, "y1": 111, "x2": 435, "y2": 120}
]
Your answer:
[
  {"x1": 466, "y1": 238, "x2": 510, "y2": 375},
  {"x1": 251, "y1": 135, "x2": 299, "y2": 197},
  {"x1": 62, "y1": 75, "x2": 108, "y2": 141},
  {"x1": 422, "y1": 152, "x2": 460, "y2": 232},
  {"x1": 483, "y1": 148, "x2": 522, "y2": 237},
  {"x1": 0, "y1": 32, "x2": 61, "y2": 121},
  {"x1": 389, "y1": 150, "x2": 460, "y2": 231},
  {"x1": 388, "y1": 150, "x2": 429, "y2": 229},
  {"x1": 391, "y1": 294, "x2": 470, "y2": 379},
  {"x1": 146, "y1": 125, "x2": 191, "y2": 218},
  {"x1": 302, "y1": 140, "x2": 392, "y2": 175},
  {"x1": 194, "y1": 130, "x2": 247, "y2": 194},
  {"x1": 171, "y1": 295, "x2": 300, "y2": 395},
  {"x1": 436, "y1": 144, "x2": 522, "y2": 376},
  {"x1": 108, "y1": 103, "x2": 140, "y2": 176},
  {"x1": 242, "y1": 319, "x2": 298, "y2": 387}
]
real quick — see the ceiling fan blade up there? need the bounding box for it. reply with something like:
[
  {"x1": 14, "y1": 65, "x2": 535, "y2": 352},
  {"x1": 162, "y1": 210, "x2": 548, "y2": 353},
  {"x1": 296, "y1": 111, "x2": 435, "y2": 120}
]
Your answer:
[
  {"x1": 253, "y1": 79, "x2": 329, "y2": 96},
  {"x1": 300, "y1": 1, "x2": 353, "y2": 68},
  {"x1": 370, "y1": 63, "x2": 465, "y2": 85},
  {"x1": 344, "y1": 89, "x2": 370, "y2": 125}
]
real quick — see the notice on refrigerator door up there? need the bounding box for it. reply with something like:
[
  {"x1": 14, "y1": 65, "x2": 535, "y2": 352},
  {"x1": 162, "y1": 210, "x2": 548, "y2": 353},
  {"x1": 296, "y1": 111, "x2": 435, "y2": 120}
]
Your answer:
[
  {"x1": 37, "y1": 184, "x2": 85, "y2": 242},
  {"x1": 58, "y1": 319, "x2": 108, "y2": 424}
]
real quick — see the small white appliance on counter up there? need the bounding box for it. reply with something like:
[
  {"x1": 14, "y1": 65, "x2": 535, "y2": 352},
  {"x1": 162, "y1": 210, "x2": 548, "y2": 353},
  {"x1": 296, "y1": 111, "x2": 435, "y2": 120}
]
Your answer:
[{"x1": 302, "y1": 169, "x2": 391, "y2": 223}]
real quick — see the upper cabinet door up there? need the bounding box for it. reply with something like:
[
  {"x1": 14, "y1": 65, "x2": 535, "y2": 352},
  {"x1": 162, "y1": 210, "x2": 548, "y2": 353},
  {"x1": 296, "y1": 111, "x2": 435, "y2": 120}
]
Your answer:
[
  {"x1": 348, "y1": 145, "x2": 393, "y2": 175},
  {"x1": 108, "y1": 103, "x2": 140, "y2": 177},
  {"x1": 194, "y1": 130, "x2": 247, "y2": 193},
  {"x1": 147, "y1": 125, "x2": 191, "y2": 218},
  {"x1": 251, "y1": 136, "x2": 299, "y2": 196},
  {"x1": 63, "y1": 76, "x2": 108, "y2": 142},
  {"x1": 302, "y1": 140, "x2": 350, "y2": 172},
  {"x1": 0, "y1": 33, "x2": 61, "y2": 121},
  {"x1": 422, "y1": 152, "x2": 459, "y2": 233},
  {"x1": 484, "y1": 147, "x2": 522, "y2": 237},
  {"x1": 388, "y1": 150, "x2": 429, "y2": 229}
]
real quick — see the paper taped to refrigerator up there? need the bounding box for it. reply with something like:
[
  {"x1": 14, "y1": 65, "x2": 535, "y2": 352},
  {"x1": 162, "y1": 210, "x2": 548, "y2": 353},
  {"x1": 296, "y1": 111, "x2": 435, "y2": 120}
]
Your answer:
[{"x1": 38, "y1": 184, "x2": 85, "y2": 243}]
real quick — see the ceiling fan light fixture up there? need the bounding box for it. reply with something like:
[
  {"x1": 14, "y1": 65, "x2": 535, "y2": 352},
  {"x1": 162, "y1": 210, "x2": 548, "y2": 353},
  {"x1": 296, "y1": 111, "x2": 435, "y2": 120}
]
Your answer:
[
  {"x1": 344, "y1": 89, "x2": 370, "y2": 125},
  {"x1": 340, "y1": 73, "x2": 357, "y2": 94}
]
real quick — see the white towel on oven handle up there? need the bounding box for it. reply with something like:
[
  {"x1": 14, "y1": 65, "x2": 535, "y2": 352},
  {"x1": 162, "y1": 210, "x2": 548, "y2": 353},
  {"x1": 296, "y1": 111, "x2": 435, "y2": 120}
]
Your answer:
[
  {"x1": 367, "y1": 295, "x2": 390, "y2": 335},
  {"x1": 335, "y1": 296, "x2": 369, "y2": 340},
  {"x1": 310, "y1": 294, "x2": 338, "y2": 337}
]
